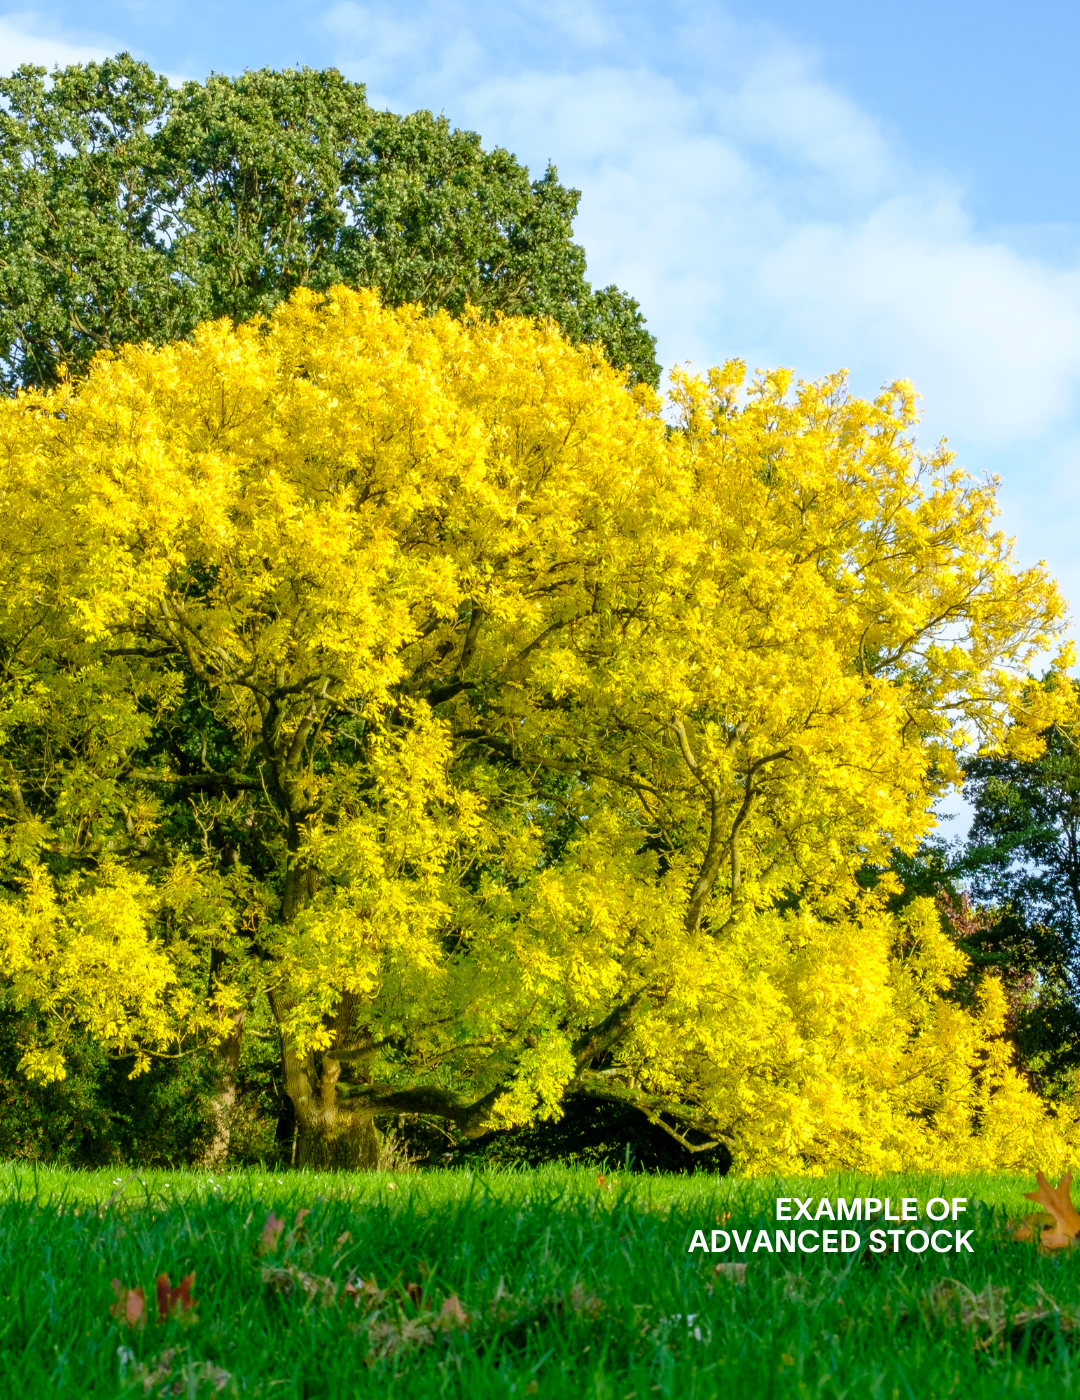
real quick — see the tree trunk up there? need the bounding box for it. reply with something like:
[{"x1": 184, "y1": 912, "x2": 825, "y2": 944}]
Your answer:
[
  {"x1": 297, "y1": 1107, "x2": 379, "y2": 1168},
  {"x1": 270, "y1": 990, "x2": 381, "y2": 1169},
  {"x1": 201, "y1": 998, "x2": 245, "y2": 1168}
]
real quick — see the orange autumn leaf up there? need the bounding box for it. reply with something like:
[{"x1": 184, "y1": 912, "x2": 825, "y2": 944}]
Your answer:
[
  {"x1": 437, "y1": 1294, "x2": 469, "y2": 1330},
  {"x1": 1012, "y1": 1211, "x2": 1051, "y2": 1243},
  {"x1": 1021, "y1": 1171, "x2": 1080, "y2": 1247},
  {"x1": 155, "y1": 1272, "x2": 197, "y2": 1321},
  {"x1": 109, "y1": 1278, "x2": 146, "y2": 1329}
]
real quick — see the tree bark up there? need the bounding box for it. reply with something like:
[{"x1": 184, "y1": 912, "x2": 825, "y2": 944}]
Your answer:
[
  {"x1": 296, "y1": 1108, "x2": 379, "y2": 1168},
  {"x1": 201, "y1": 1008, "x2": 244, "y2": 1168},
  {"x1": 201, "y1": 947, "x2": 245, "y2": 1168},
  {"x1": 270, "y1": 991, "x2": 382, "y2": 1169}
]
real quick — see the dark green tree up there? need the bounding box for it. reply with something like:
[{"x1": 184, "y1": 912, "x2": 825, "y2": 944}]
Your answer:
[
  {"x1": 959, "y1": 682, "x2": 1080, "y2": 1091},
  {"x1": 0, "y1": 54, "x2": 659, "y2": 393}
]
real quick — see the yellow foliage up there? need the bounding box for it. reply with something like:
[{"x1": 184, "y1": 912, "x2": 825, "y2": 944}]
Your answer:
[{"x1": 0, "y1": 285, "x2": 1075, "y2": 1168}]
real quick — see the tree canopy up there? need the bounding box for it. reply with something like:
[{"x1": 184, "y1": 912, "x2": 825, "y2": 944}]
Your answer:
[
  {"x1": 0, "y1": 285, "x2": 1076, "y2": 1173},
  {"x1": 0, "y1": 54, "x2": 658, "y2": 392}
]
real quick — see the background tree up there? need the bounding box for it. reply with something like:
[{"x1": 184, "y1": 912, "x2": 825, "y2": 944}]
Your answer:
[
  {"x1": 0, "y1": 288, "x2": 1075, "y2": 1173},
  {"x1": 957, "y1": 682, "x2": 1080, "y2": 1092},
  {"x1": 0, "y1": 54, "x2": 659, "y2": 393}
]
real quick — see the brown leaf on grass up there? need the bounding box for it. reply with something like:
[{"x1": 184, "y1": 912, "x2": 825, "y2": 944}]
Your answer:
[
  {"x1": 155, "y1": 1272, "x2": 196, "y2": 1323},
  {"x1": 1012, "y1": 1210, "x2": 1062, "y2": 1247},
  {"x1": 261, "y1": 1264, "x2": 338, "y2": 1307},
  {"x1": 1011, "y1": 1212, "x2": 1043, "y2": 1243},
  {"x1": 109, "y1": 1278, "x2": 146, "y2": 1329},
  {"x1": 335, "y1": 1231, "x2": 352, "y2": 1247},
  {"x1": 343, "y1": 1276, "x2": 386, "y2": 1307},
  {"x1": 1016, "y1": 1171, "x2": 1080, "y2": 1249},
  {"x1": 260, "y1": 1212, "x2": 286, "y2": 1254},
  {"x1": 404, "y1": 1281, "x2": 424, "y2": 1308},
  {"x1": 260, "y1": 1206, "x2": 313, "y2": 1257},
  {"x1": 365, "y1": 1316, "x2": 434, "y2": 1358},
  {"x1": 437, "y1": 1294, "x2": 469, "y2": 1330},
  {"x1": 714, "y1": 1262, "x2": 746, "y2": 1284}
]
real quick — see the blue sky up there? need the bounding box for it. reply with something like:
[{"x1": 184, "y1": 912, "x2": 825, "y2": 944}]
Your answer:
[{"x1": 2, "y1": 0, "x2": 1078, "y2": 637}]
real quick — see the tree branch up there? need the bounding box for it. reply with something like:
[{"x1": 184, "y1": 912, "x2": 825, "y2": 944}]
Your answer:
[{"x1": 573, "y1": 1070, "x2": 735, "y2": 1152}]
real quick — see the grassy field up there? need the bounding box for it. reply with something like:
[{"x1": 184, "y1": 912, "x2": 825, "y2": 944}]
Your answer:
[{"x1": 1, "y1": 1162, "x2": 1078, "y2": 1398}]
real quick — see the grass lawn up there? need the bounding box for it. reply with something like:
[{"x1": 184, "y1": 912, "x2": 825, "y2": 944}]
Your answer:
[{"x1": 1, "y1": 1162, "x2": 1078, "y2": 1398}]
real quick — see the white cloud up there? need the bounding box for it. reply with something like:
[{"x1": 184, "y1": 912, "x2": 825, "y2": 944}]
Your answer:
[
  {"x1": 0, "y1": 13, "x2": 110, "y2": 71},
  {"x1": 756, "y1": 198, "x2": 1080, "y2": 444}
]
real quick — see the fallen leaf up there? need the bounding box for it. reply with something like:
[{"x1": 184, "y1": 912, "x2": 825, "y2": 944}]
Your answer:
[
  {"x1": 335, "y1": 1231, "x2": 352, "y2": 1247},
  {"x1": 261, "y1": 1264, "x2": 337, "y2": 1306},
  {"x1": 134, "y1": 1346, "x2": 178, "y2": 1390},
  {"x1": 437, "y1": 1293, "x2": 469, "y2": 1330},
  {"x1": 155, "y1": 1272, "x2": 196, "y2": 1322},
  {"x1": 260, "y1": 1212, "x2": 285, "y2": 1254},
  {"x1": 109, "y1": 1278, "x2": 146, "y2": 1329},
  {"x1": 1019, "y1": 1170, "x2": 1080, "y2": 1248},
  {"x1": 365, "y1": 1315, "x2": 434, "y2": 1358},
  {"x1": 1012, "y1": 1210, "x2": 1056, "y2": 1244},
  {"x1": 344, "y1": 1276, "x2": 385, "y2": 1307}
]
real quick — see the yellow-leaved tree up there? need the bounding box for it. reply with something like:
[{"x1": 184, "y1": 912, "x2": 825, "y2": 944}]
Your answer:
[{"x1": 0, "y1": 285, "x2": 1075, "y2": 1171}]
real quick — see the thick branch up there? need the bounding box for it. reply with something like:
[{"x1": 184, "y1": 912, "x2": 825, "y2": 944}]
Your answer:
[
  {"x1": 685, "y1": 786, "x2": 726, "y2": 935},
  {"x1": 570, "y1": 993, "x2": 643, "y2": 1073},
  {"x1": 328, "y1": 1081, "x2": 510, "y2": 1136},
  {"x1": 574, "y1": 1070, "x2": 735, "y2": 1152},
  {"x1": 126, "y1": 768, "x2": 262, "y2": 790}
]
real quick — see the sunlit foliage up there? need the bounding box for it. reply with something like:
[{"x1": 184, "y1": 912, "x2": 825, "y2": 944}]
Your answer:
[{"x1": 0, "y1": 286, "x2": 1074, "y2": 1171}]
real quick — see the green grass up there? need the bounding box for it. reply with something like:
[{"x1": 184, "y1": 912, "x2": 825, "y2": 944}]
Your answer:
[{"x1": 1, "y1": 1162, "x2": 1078, "y2": 1398}]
